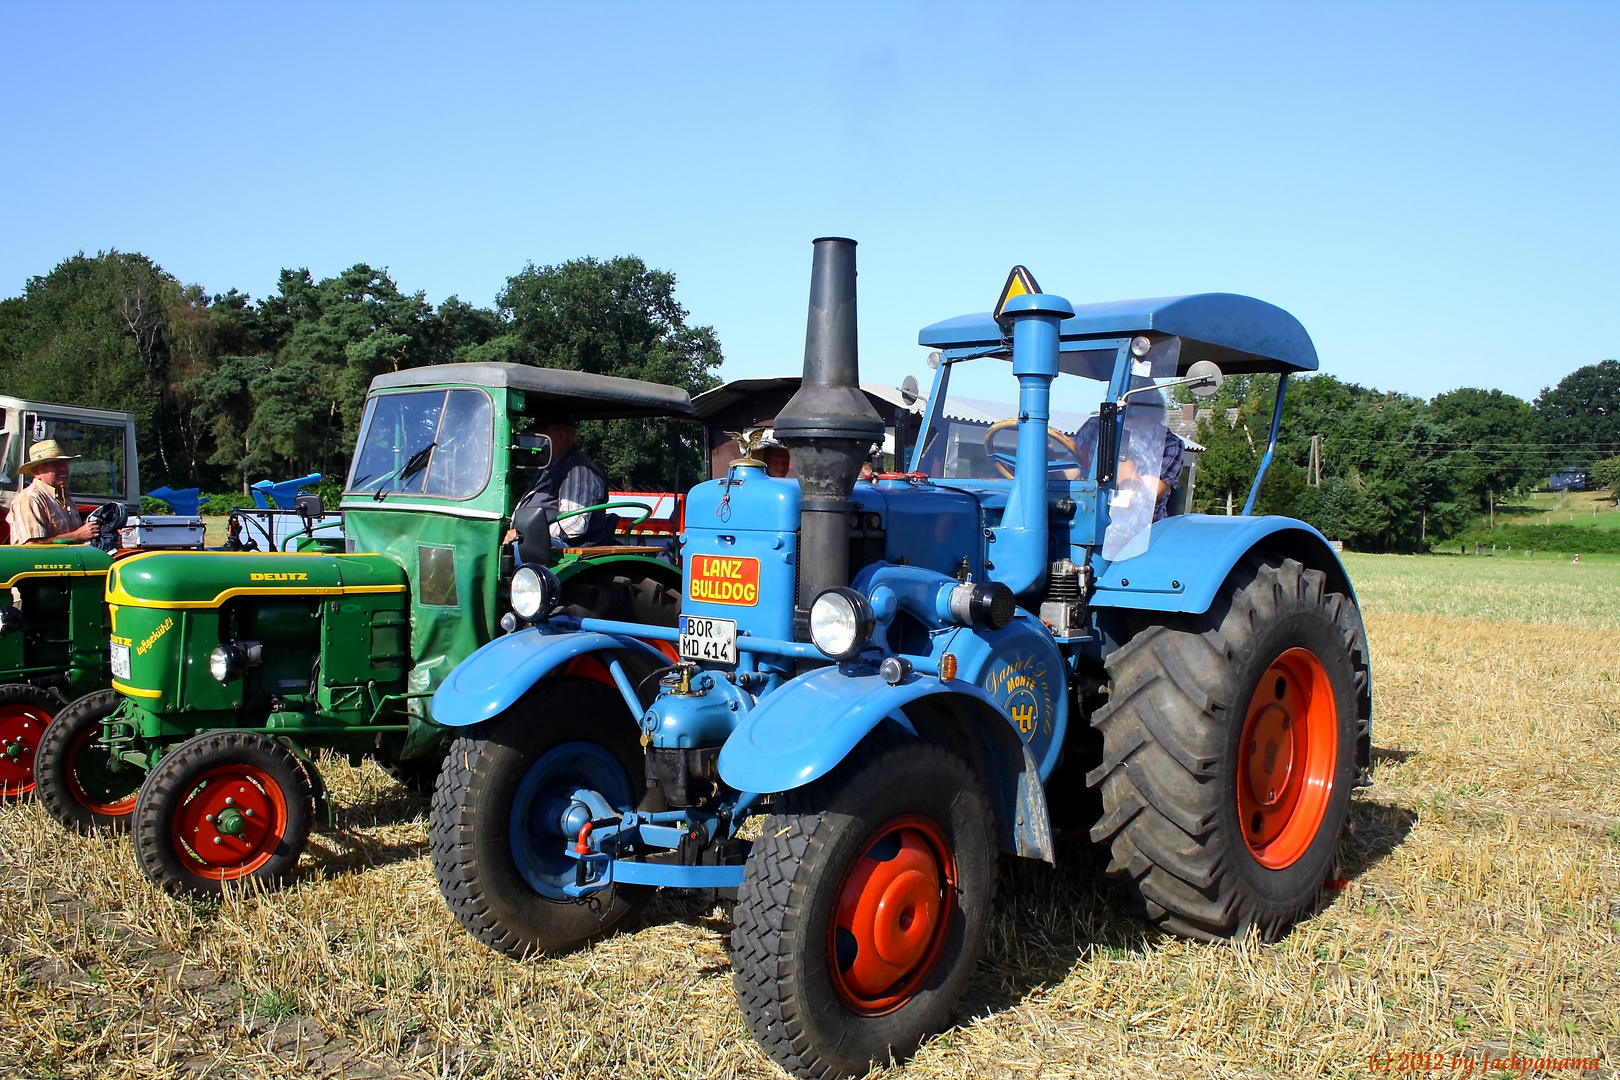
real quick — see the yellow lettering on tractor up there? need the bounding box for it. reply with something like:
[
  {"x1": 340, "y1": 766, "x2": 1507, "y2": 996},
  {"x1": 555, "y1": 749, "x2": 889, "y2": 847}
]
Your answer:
[
  {"x1": 136, "y1": 617, "x2": 174, "y2": 656},
  {"x1": 687, "y1": 555, "x2": 761, "y2": 607},
  {"x1": 249, "y1": 572, "x2": 309, "y2": 582}
]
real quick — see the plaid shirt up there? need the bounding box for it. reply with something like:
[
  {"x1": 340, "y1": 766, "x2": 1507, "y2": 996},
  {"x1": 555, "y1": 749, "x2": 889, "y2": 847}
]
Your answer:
[{"x1": 7, "y1": 477, "x2": 83, "y2": 543}]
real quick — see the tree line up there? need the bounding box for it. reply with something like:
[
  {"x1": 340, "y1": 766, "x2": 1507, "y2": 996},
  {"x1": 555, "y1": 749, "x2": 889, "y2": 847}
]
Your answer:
[
  {"x1": 0, "y1": 251, "x2": 724, "y2": 500},
  {"x1": 1187, "y1": 361, "x2": 1620, "y2": 550},
  {"x1": 4, "y1": 250, "x2": 1616, "y2": 551}
]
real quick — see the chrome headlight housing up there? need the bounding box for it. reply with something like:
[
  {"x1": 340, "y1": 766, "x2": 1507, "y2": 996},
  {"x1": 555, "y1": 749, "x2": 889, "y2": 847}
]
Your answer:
[
  {"x1": 0, "y1": 606, "x2": 21, "y2": 637},
  {"x1": 209, "y1": 644, "x2": 245, "y2": 683},
  {"x1": 209, "y1": 640, "x2": 262, "y2": 683},
  {"x1": 510, "y1": 565, "x2": 559, "y2": 621},
  {"x1": 809, "y1": 587, "x2": 876, "y2": 661}
]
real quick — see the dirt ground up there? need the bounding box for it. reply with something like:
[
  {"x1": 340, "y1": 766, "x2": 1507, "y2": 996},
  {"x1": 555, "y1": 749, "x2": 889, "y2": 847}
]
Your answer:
[{"x1": 2, "y1": 555, "x2": 1617, "y2": 1078}]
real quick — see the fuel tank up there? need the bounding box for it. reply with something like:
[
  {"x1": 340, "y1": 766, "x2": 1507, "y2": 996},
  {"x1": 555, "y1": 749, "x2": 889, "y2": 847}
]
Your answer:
[{"x1": 681, "y1": 463, "x2": 800, "y2": 644}]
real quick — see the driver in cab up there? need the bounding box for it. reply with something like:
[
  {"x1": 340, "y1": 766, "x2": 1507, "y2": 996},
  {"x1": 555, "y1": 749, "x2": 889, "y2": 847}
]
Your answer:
[
  {"x1": 7, "y1": 440, "x2": 98, "y2": 545},
  {"x1": 507, "y1": 410, "x2": 616, "y2": 547}
]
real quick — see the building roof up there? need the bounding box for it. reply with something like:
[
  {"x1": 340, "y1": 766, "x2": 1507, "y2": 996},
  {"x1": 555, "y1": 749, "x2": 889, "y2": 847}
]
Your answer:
[
  {"x1": 693, "y1": 376, "x2": 923, "y2": 430},
  {"x1": 368, "y1": 363, "x2": 695, "y2": 420}
]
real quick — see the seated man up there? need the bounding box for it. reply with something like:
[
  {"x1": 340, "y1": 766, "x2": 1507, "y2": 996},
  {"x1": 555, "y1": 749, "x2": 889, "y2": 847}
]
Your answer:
[
  {"x1": 517, "y1": 410, "x2": 615, "y2": 547},
  {"x1": 8, "y1": 440, "x2": 98, "y2": 545},
  {"x1": 1071, "y1": 415, "x2": 1187, "y2": 522}
]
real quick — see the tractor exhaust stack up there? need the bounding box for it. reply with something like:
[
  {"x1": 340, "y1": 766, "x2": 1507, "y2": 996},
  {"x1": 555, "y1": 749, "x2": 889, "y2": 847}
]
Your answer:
[{"x1": 774, "y1": 237, "x2": 886, "y2": 618}]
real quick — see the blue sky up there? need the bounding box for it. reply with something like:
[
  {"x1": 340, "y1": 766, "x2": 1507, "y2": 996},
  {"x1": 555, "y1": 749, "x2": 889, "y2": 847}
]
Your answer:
[{"x1": 2, "y1": 2, "x2": 1615, "y2": 403}]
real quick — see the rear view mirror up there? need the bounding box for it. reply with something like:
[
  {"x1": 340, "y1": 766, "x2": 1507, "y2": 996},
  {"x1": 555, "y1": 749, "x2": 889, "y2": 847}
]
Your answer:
[
  {"x1": 294, "y1": 493, "x2": 323, "y2": 520},
  {"x1": 1186, "y1": 360, "x2": 1224, "y2": 398},
  {"x1": 510, "y1": 489, "x2": 554, "y2": 567},
  {"x1": 515, "y1": 433, "x2": 554, "y2": 470}
]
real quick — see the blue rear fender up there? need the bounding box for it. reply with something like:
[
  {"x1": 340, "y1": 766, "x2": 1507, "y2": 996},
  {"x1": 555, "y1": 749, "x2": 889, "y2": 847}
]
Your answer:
[
  {"x1": 1091, "y1": 514, "x2": 1356, "y2": 614},
  {"x1": 428, "y1": 628, "x2": 667, "y2": 728},
  {"x1": 717, "y1": 667, "x2": 1054, "y2": 862}
]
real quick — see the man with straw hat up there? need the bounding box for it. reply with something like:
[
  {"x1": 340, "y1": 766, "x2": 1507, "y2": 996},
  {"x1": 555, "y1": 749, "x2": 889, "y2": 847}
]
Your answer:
[{"x1": 7, "y1": 440, "x2": 97, "y2": 544}]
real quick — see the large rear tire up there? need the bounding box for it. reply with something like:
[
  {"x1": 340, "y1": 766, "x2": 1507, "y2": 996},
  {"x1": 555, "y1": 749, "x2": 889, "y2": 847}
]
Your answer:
[
  {"x1": 132, "y1": 731, "x2": 315, "y2": 899},
  {"x1": 731, "y1": 740, "x2": 997, "y2": 1079},
  {"x1": 430, "y1": 678, "x2": 654, "y2": 957},
  {"x1": 34, "y1": 689, "x2": 142, "y2": 832},
  {"x1": 0, "y1": 683, "x2": 57, "y2": 799},
  {"x1": 1088, "y1": 556, "x2": 1365, "y2": 942}
]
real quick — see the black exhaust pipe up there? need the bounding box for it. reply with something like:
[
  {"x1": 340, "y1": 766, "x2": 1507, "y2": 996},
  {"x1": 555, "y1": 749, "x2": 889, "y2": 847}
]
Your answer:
[{"x1": 774, "y1": 237, "x2": 886, "y2": 621}]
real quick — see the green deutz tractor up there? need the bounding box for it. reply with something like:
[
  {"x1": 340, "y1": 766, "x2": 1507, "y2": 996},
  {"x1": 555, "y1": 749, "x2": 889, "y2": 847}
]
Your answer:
[{"x1": 35, "y1": 363, "x2": 694, "y2": 897}]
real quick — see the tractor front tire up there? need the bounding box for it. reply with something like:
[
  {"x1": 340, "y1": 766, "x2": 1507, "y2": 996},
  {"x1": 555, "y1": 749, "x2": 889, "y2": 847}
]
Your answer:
[
  {"x1": 1089, "y1": 556, "x2": 1365, "y2": 942},
  {"x1": 731, "y1": 740, "x2": 996, "y2": 1080},
  {"x1": 0, "y1": 683, "x2": 58, "y2": 799},
  {"x1": 430, "y1": 678, "x2": 654, "y2": 957},
  {"x1": 132, "y1": 731, "x2": 314, "y2": 899},
  {"x1": 34, "y1": 689, "x2": 142, "y2": 832}
]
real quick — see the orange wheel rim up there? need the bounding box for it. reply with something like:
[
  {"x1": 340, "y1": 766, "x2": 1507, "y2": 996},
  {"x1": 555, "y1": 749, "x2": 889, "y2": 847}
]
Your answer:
[
  {"x1": 1236, "y1": 648, "x2": 1338, "y2": 869},
  {"x1": 827, "y1": 815, "x2": 955, "y2": 1015},
  {"x1": 171, "y1": 765, "x2": 288, "y2": 880},
  {"x1": 65, "y1": 726, "x2": 139, "y2": 816},
  {"x1": 0, "y1": 700, "x2": 51, "y2": 797}
]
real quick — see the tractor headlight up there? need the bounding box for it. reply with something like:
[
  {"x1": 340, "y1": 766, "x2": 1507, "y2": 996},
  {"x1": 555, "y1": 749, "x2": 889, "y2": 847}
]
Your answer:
[
  {"x1": 208, "y1": 640, "x2": 262, "y2": 683},
  {"x1": 809, "y1": 587, "x2": 875, "y2": 661},
  {"x1": 209, "y1": 644, "x2": 245, "y2": 683},
  {"x1": 510, "y1": 565, "x2": 559, "y2": 621},
  {"x1": 0, "y1": 607, "x2": 21, "y2": 637}
]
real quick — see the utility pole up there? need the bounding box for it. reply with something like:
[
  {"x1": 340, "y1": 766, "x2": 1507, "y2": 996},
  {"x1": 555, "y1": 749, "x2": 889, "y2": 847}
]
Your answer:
[
  {"x1": 1488, "y1": 489, "x2": 1494, "y2": 529},
  {"x1": 1226, "y1": 491, "x2": 1234, "y2": 516},
  {"x1": 1307, "y1": 434, "x2": 1322, "y2": 487}
]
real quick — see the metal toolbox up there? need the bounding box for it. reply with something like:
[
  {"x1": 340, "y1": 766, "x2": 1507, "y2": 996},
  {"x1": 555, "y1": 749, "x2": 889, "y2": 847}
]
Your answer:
[{"x1": 119, "y1": 515, "x2": 206, "y2": 550}]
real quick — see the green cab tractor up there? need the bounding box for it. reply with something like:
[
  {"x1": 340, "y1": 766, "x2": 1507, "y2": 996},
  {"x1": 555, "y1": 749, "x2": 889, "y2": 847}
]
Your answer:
[
  {"x1": 0, "y1": 398, "x2": 141, "y2": 798},
  {"x1": 34, "y1": 363, "x2": 695, "y2": 896}
]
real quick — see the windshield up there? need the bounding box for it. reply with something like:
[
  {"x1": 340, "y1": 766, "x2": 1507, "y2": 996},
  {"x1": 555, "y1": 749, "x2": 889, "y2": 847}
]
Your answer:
[
  {"x1": 911, "y1": 359, "x2": 1105, "y2": 481},
  {"x1": 21, "y1": 415, "x2": 127, "y2": 496},
  {"x1": 347, "y1": 388, "x2": 493, "y2": 499}
]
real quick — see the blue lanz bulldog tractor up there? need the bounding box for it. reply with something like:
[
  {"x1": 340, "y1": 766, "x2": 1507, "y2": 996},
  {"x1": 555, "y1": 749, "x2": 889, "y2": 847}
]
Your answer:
[{"x1": 428, "y1": 239, "x2": 1371, "y2": 1078}]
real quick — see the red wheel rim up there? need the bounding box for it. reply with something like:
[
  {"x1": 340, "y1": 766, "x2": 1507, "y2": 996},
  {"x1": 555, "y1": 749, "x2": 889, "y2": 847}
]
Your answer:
[
  {"x1": 828, "y1": 814, "x2": 956, "y2": 1015},
  {"x1": 171, "y1": 765, "x2": 288, "y2": 880},
  {"x1": 1236, "y1": 647, "x2": 1338, "y2": 869},
  {"x1": 0, "y1": 700, "x2": 51, "y2": 797},
  {"x1": 65, "y1": 726, "x2": 140, "y2": 817}
]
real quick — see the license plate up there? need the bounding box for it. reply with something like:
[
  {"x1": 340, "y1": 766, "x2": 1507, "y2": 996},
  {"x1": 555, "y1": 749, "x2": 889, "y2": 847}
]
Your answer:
[
  {"x1": 110, "y1": 642, "x2": 130, "y2": 680},
  {"x1": 679, "y1": 615, "x2": 737, "y2": 665}
]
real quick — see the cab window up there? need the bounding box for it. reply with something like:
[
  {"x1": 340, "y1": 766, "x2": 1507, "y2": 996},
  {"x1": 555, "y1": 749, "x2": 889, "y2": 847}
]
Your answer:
[
  {"x1": 23, "y1": 415, "x2": 127, "y2": 497},
  {"x1": 347, "y1": 389, "x2": 494, "y2": 499}
]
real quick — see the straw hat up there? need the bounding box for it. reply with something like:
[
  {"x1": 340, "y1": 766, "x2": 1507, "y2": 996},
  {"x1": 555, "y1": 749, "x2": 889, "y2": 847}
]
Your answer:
[{"x1": 18, "y1": 439, "x2": 80, "y2": 474}]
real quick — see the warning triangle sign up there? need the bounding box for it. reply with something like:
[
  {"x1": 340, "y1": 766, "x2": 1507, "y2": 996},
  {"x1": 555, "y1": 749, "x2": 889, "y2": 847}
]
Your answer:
[{"x1": 993, "y1": 265, "x2": 1042, "y2": 323}]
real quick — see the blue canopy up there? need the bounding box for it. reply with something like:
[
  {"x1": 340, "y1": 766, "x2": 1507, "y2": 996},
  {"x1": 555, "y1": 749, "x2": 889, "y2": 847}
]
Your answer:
[{"x1": 918, "y1": 292, "x2": 1318, "y2": 377}]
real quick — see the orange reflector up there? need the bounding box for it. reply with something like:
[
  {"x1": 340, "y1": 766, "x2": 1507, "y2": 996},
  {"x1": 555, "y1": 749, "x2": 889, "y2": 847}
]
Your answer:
[
  {"x1": 939, "y1": 653, "x2": 957, "y2": 681},
  {"x1": 993, "y1": 265, "x2": 1042, "y2": 323}
]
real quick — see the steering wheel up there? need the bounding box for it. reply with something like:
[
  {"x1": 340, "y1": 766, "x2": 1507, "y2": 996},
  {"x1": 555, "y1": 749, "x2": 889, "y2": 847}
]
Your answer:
[{"x1": 983, "y1": 419, "x2": 1081, "y2": 480}]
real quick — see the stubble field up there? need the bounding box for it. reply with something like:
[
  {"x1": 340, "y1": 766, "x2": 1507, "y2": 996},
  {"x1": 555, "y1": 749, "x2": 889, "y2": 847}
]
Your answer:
[{"x1": 2, "y1": 552, "x2": 1618, "y2": 1078}]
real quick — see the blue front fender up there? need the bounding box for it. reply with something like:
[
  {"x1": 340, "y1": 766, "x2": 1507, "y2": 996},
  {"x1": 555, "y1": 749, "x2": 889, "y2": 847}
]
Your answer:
[
  {"x1": 717, "y1": 667, "x2": 1055, "y2": 862},
  {"x1": 717, "y1": 668, "x2": 1002, "y2": 795},
  {"x1": 429, "y1": 628, "x2": 663, "y2": 728}
]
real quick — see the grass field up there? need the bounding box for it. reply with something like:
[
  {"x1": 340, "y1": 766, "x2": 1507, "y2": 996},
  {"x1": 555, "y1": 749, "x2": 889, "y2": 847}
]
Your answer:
[{"x1": 3, "y1": 555, "x2": 1618, "y2": 1078}]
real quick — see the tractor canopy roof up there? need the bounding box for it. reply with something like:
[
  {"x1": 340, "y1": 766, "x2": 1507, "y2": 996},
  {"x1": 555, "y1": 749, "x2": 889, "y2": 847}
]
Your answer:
[
  {"x1": 369, "y1": 363, "x2": 696, "y2": 421},
  {"x1": 918, "y1": 293, "x2": 1318, "y2": 380}
]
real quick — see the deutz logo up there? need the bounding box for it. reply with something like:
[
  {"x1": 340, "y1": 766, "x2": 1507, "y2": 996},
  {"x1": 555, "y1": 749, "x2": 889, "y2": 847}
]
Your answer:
[
  {"x1": 250, "y1": 572, "x2": 308, "y2": 581},
  {"x1": 32, "y1": 563, "x2": 71, "y2": 571}
]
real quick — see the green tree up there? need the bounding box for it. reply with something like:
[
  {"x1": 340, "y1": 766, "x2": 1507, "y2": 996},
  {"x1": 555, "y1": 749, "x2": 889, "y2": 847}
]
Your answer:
[
  {"x1": 1536, "y1": 359, "x2": 1620, "y2": 470},
  {"x1": 466, "y1": 256, "x2": 722, "y2": 488},
  {"x1": 1428, "y1": 387, "x2": 1541, "y2": 508},
  {"x1": 0, "y1": 251, "x2": 184, "y2": 485}
]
